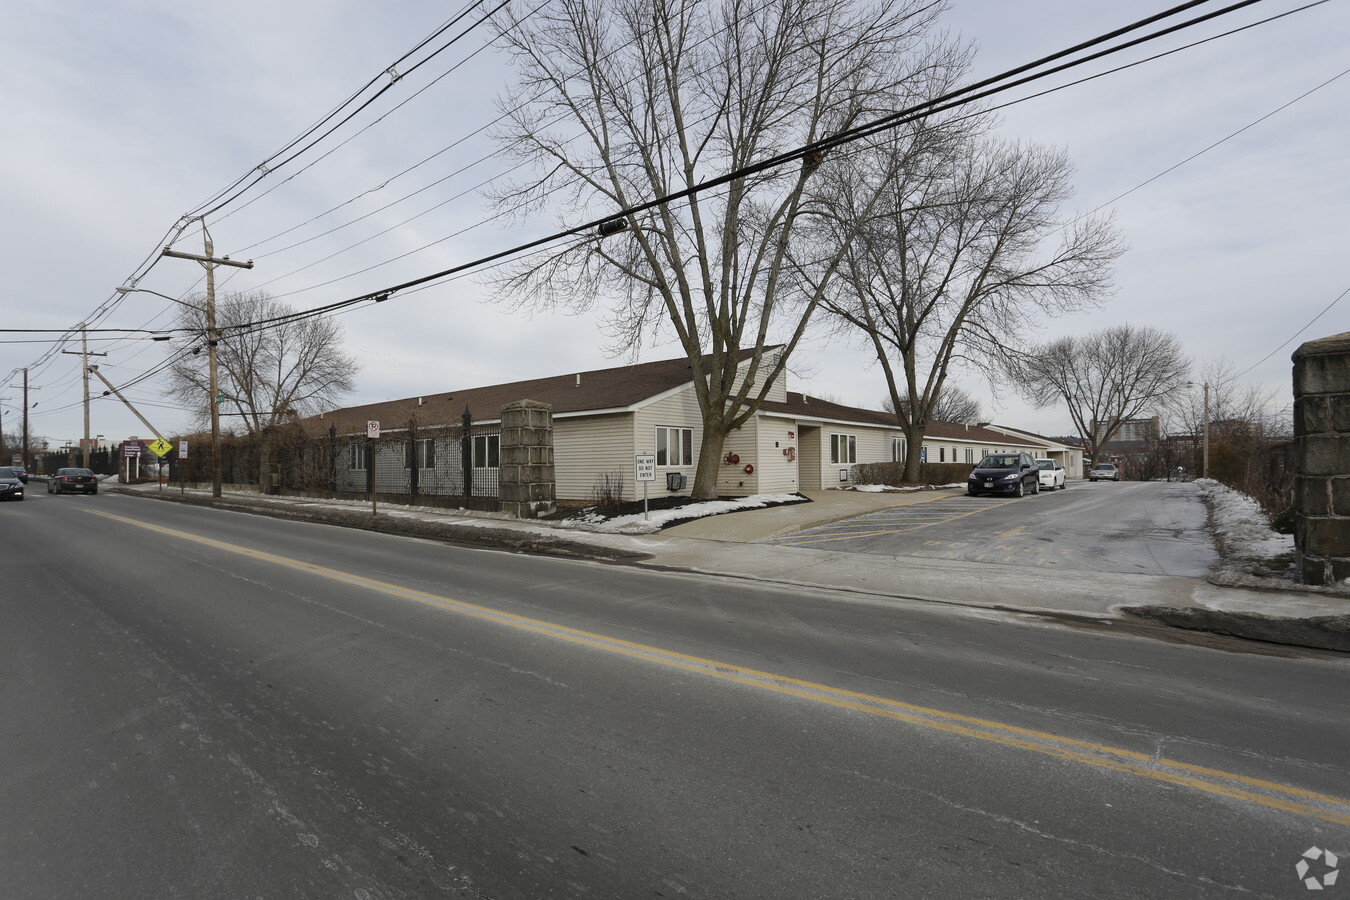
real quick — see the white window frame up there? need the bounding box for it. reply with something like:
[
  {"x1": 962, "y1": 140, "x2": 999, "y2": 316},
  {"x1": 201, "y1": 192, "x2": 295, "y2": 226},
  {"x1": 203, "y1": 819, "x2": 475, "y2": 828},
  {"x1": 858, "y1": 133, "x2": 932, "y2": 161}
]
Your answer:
[
  {"x1": 472, "y1": 434, "x2": 499, "y2": 469},
  {"x1": 349, "y1": 442, "x2": 368, "y2": 471},
  {"x1": 656, "y1": 426, "x2": 693, "y2": 467},
  {"x1": 891, "y1": 437, "x2": 906, "y2": 462},
  {"x1": 830, "y1": 433, "x2": 856, "y2": 465},
  {"x1": 408, "y1": 437, "x2": 435, "y2": 470}
]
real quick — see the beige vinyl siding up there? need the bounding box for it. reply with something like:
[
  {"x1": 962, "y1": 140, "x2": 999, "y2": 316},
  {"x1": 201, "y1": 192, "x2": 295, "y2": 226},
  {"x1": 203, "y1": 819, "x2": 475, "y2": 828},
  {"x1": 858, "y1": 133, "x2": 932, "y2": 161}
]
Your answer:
[
  {"x1": 754, "y1": 415, "x2": 799, "y2": 494},
  {"x1": 633, "y1": 387, "x2": 703, "y2": 500},
  {"x1": 554, "y1": 413, "x2": 635, "y2": 501},
  {"x1": 717, "y1": 416, "x2": 759, "y2": 496},
  {"x1": 725, "y1": 347, "x2": 787, "y2": 404}
]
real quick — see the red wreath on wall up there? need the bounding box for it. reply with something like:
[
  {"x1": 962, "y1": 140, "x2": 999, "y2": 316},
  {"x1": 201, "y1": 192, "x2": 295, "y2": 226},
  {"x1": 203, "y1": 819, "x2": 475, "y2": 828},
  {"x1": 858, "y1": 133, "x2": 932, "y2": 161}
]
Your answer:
[
  {"x1": 723, "y1": 452, "x2": 740, "y2": 465},
  {"x1": 743, "y1": 463, "x2": 755, "y2": 474}
]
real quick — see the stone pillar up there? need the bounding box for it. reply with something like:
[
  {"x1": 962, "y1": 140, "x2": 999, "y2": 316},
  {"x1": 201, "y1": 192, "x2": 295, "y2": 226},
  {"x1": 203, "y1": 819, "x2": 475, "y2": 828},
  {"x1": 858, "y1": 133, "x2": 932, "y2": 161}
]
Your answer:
[
  {"x1": 1292, "y1": 331, "x2": 1350, "y2": 585},
  {"x1": 259, "y1": 434, "x2": 280, "y2": 495},
  {"x1": 499, "y1": 400, "x2": 556, "y2": 519}
]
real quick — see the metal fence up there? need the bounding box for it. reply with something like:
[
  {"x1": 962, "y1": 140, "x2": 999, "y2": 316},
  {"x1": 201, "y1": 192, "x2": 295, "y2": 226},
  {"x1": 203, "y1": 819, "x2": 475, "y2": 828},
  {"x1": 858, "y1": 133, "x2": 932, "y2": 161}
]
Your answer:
[{"x1": 264, "y1": 414, "x2": 502, "y2": 510}]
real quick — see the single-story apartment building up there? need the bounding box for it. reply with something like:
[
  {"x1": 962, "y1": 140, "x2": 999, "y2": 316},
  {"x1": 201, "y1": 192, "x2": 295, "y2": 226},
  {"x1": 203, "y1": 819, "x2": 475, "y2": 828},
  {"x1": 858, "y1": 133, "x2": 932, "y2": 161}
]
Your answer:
[{"x1": 302, "y1": 348, "x2": 1047, "y2": 502}]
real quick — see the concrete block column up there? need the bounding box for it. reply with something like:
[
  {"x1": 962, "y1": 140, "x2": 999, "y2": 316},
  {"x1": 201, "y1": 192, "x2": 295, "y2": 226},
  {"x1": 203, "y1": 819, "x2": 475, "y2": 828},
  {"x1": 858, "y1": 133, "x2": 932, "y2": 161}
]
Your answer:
[
  {"x1": 499, "y1": 399, "x2": 556, "y2": 519},
  {"x1": 1292, "y1": 331, "x2": 1350, "y2": 585}
]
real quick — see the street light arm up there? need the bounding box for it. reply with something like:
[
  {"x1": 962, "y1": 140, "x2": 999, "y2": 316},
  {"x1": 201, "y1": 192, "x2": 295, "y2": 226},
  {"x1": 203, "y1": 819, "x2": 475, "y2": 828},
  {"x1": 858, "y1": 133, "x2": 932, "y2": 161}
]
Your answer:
[{"x1": 115, "y1": 285, "x2": 205, "y2": 311}]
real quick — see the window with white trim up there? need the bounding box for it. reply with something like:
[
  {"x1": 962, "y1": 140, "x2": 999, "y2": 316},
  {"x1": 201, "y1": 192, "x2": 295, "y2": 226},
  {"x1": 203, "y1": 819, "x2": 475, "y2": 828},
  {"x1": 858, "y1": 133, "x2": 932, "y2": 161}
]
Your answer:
[
  {"x1": 938, "y1": 447, "x2": 945, "y2": 462},
  {"x1": 830, "y1": 433, "x2": 856, "y2": 464},
  {"x1": 349, "y1": 442, "x2": 368, "y2": 470},
  {"x1": 473, "y1": 434, "x2": 499, "y2": 469},
  {"x1": 891, "y1": 438, "x2": 906, "y2": 462},
  {"x1": 407, "y1": 438, "x2": 435, "y2": 469},
  {"x1": 964, "y1": 447, "x2": 974, "y2": 463},
  {"x1": 656, "y1": 426, "x2": 692, "y2": 466}
]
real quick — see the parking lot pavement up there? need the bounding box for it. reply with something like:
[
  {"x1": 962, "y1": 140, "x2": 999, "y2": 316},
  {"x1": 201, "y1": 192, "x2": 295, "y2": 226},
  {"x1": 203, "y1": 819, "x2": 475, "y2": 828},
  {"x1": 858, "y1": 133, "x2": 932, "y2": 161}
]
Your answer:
[{"x1": 660, "y1": 486, "x2": 961, "y2": 542}]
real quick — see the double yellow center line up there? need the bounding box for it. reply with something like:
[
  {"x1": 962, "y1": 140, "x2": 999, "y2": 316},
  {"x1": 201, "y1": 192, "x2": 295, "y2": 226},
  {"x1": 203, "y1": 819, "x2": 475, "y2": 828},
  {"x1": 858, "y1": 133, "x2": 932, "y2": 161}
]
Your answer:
[{"x1": 87, "y1": 508, "x2": 1350, "y2": 826}]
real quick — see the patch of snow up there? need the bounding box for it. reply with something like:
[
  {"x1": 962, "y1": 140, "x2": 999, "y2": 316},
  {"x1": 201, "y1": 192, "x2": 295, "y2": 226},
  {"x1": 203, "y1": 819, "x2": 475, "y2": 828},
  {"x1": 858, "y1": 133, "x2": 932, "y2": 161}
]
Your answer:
[
  {"x1": 555, "y1": 493, "x2": 807, "y2": 535},
  {"x1": 839, "y1": 483, "x2": 962, "y2": 493},
  {"x1": 1195, "y1": 478, "x2": 1294, "y2": 561}
]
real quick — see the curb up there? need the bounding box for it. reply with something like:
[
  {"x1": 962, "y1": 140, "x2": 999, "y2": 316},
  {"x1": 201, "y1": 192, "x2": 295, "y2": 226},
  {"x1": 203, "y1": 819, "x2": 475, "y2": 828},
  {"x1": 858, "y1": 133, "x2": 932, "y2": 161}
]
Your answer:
[
  {"x1": 107, "y1": 486, "x2": 649, "y2": 564},
  {"x1": 1121, "y1": 605, "x2": 1350, "y2": 653}
]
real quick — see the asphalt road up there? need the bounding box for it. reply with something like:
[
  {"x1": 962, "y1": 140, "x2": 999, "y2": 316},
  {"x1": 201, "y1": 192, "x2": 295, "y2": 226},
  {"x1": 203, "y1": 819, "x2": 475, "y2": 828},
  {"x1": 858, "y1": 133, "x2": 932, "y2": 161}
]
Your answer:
[
  {"x1": 768, "y1": 480, "x2": 1219, "y2": 577},
  {"x1": 3, "y1": 489, "x2": 1347, "y2": 898}
]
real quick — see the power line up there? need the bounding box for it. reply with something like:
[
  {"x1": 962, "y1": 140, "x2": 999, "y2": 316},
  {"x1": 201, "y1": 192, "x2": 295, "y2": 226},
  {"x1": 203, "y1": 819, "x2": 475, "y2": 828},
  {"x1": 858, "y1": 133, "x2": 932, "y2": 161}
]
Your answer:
[
  {"x1": 1235, "y1": 285, "x2": 1349, "y2": 379},
  {"x1": 216, "y1": 0, "x2": 1292, "y2": 339}
]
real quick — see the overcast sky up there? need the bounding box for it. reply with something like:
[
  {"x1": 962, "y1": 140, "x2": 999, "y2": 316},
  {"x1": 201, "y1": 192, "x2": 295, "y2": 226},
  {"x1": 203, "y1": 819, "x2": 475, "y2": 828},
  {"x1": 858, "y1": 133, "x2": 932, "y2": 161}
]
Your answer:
[{"x1": 2, "y1": 0, "x2": 1346, "y2": 453}]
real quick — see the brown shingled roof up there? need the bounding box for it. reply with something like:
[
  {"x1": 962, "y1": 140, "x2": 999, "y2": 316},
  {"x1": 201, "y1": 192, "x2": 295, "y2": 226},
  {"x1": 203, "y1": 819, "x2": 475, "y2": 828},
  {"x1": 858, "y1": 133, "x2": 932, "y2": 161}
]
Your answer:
[
  {"x1": 300, "y1": 349, "x2": 766, "y2": 434},
  {"x1": 299, "y1": 348, "x2": 1038, "y2": 448},
  {"x1": 759, "y1": 393, "x2": 1030, "y2": 446}
]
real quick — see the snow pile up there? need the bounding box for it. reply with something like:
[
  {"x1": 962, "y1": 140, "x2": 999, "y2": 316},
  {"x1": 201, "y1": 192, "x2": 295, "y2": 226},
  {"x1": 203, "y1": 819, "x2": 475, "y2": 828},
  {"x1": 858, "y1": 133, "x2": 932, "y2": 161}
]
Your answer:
[
  {"x1": 839, "y1": 483, "x2": 963, "y2": 493},
  {"x1": 556, "y1": 493, "x2": 807, "y2": 535},
  {"x1": 1195, "y1": 478, "x2": 1294, "y2": 561}
]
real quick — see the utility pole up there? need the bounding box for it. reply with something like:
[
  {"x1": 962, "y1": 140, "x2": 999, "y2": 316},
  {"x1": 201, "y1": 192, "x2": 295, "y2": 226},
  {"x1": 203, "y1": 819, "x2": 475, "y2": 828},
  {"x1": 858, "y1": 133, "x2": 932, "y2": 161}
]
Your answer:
[
  {"x1": 1202, "y1": 382, "x2": 1210, "y2": 480},
  {"x1": 0, "y1": 396, "x2": 9, "y2": 464},
  {"x1": 162, "y1": 226, "x2": 253, "y2": 498},
  {"x1": 3, "y1": 370, "x2": 38, "y2": 470},
  {"x1": 61, "y1": 325, "x2": 107, "y2": 468},
  {"x1": 87, "y1": 365, "x2": 168, "y2": 443}
]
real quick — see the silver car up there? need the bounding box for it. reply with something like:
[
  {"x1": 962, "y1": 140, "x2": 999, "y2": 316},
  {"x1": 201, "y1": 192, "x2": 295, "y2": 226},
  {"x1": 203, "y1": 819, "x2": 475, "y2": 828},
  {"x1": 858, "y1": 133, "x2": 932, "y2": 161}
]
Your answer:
[{"x1": 1088, "y1": 463, "x2": 1120, "y2": 482}]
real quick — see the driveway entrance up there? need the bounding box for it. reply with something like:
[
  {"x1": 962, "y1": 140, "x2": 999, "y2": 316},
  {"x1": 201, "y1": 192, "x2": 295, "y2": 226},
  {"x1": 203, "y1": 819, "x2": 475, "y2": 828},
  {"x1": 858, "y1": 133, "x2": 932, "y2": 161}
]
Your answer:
[{"x1": 766, "y1": 481, "x2": 1219, "y2": 578}]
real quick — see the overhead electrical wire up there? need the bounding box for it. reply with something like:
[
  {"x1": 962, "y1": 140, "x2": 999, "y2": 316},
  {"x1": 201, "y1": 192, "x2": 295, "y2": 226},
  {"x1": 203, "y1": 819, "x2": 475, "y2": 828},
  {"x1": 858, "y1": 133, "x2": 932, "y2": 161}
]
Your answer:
[
  {"x1": 234, "y1": 0, "x2": 1296, "y2": 310},
  {"x1": 14, "y1": 0, "x2": 1318, "y2": 408},
  {"x1": 181, "y1": 0, "x2": 501, "y2": 221},
  {"x1": 213, "y1": 0, "x2": 1299, "y2": 340}
]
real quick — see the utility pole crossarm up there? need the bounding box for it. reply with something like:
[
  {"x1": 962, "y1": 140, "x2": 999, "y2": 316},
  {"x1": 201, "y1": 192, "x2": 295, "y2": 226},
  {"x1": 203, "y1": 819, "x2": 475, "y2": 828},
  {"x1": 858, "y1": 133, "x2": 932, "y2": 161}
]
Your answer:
[{"x1": 161, "y1": 248, "x2": 254, "y2": 269}]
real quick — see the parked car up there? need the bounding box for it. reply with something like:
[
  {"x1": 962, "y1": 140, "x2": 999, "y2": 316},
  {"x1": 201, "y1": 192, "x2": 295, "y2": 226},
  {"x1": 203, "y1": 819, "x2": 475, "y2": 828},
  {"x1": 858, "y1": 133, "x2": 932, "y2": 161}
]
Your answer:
[
  {"x1": 49, "y1": 467, "x2": 99, "y2": 495},
  {"x1": 1088, "y1": 463, "x2": 1120, "y2": 482},
  {"x1": 967, "y1": 452, "x2": 1041, "y2": 497},
  {"x1": 1035, "y1": 458, "x2": 1067, "y2": 490},
  {"x1": 0, "y1": 466, "x2": 24, "y2": 501}
]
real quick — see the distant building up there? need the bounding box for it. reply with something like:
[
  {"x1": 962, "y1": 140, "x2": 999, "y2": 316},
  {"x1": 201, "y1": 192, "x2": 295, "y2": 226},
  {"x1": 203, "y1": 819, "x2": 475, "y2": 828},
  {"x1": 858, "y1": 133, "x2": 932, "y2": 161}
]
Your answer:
[{"x1": 1092, "y1": 416, "x2": 1161, "y2": 447}]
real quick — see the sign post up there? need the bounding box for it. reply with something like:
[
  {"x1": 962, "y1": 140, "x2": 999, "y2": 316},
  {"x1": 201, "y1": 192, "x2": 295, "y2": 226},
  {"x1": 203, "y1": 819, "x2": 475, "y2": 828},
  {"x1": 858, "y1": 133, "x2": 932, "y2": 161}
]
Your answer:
[
  {"x1": 178, "y1": 441, "x2": 188, "y2": 494},
  {"x1": 148, "y1": 438, "x2": 173, "y2": 490},
  {"x1": 367, "y1": 421, "x2": 380, "y2": 515},
  {"x1": 634, "y1": 453, "x2": 656, "y2": 520},
  {"x1": 121, "y1": 439, "x2": 142, "y2": 483}
]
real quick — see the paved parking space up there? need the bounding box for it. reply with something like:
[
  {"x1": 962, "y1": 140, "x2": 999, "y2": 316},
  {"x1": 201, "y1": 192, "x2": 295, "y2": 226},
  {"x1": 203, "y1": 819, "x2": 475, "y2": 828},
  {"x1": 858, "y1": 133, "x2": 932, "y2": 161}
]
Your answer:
[
  {"x1": 767, "y1": 495, "x2": 1023, "y2": 547},
  {"x1": 766, "y1": 482, "x2": 1218, "y2": 577}
]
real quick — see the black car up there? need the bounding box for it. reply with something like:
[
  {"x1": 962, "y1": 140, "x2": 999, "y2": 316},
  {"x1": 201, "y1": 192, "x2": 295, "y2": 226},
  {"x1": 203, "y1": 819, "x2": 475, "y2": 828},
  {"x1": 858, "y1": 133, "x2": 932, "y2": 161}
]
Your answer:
[
  {"x1": 49, "y1": 467, "x2": 99, "y2": 495},
  {"x1": 967, "y1": 452, "x2": 1041, "y2": 497},
  {"x1": 0, "y1": 466, "x2": 24, "y2": 501},
  {"x1": 9, "y1": 464, "x2": 28, "y2": 483}
]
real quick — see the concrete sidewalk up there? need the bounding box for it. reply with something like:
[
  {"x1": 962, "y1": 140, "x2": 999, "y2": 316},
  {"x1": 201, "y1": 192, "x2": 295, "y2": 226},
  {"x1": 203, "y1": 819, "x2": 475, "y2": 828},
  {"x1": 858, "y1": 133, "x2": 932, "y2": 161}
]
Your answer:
[{"x1": 105, "y1": 480, "x2": 1350, "y2": 653}]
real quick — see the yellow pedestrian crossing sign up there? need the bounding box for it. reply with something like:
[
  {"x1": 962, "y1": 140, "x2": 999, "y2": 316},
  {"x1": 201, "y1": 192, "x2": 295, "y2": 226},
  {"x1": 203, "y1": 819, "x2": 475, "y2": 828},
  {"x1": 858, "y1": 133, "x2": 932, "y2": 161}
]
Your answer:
[{"x1": 148, "y1": 438, "x2": 174, "y2": 457}]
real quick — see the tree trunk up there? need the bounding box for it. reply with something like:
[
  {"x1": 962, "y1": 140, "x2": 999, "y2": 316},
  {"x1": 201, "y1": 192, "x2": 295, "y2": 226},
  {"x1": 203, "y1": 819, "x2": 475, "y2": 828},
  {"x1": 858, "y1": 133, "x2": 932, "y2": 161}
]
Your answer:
[
  {"x1": 903, "y1": 428, "x2": 925, "y2": 483},
  {"x1": 691, "y1": 422, "x2": 729, "y2": 500}
]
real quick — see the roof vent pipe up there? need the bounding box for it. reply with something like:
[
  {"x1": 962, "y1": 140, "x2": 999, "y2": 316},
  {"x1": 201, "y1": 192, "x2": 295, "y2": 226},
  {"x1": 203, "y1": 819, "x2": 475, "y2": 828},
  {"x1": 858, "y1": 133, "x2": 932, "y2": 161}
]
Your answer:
[{"x1": 575, "y1": 374, "x2": 581, "y2": 387}]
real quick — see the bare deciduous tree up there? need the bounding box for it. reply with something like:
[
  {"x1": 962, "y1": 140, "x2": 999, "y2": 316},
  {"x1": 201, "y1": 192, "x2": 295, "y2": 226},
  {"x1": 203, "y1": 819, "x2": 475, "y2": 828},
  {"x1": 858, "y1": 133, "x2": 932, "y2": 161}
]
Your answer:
[
  {"x1": 166, "y1": 291, "x2": 359, "y2": 436},
  {"x1": 1017, "y1": 324, "x2": 1190, "y2": 464},
  {"x1": 487, "y1": 0, "x2": 953, "y2": 498},
  {"x1": 813, "y1": 120, "x2": 1123, "y2": 481},
  {"x1": 883, "y1": 383, "x2": 983, "y2": 425}
]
